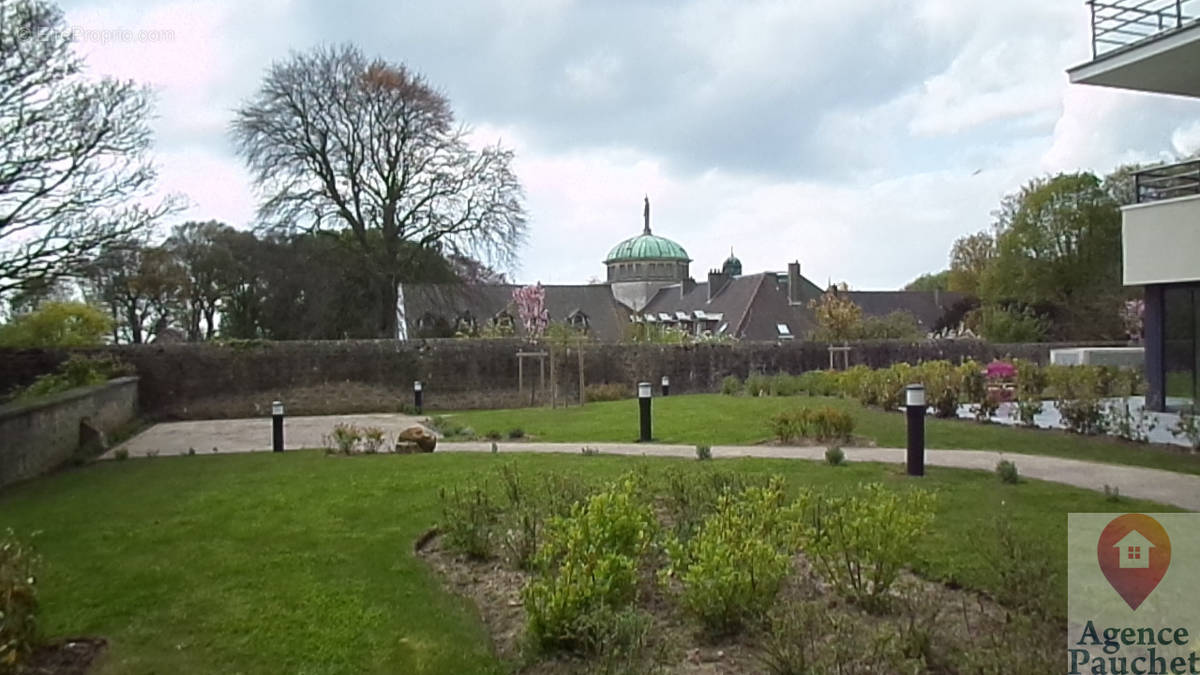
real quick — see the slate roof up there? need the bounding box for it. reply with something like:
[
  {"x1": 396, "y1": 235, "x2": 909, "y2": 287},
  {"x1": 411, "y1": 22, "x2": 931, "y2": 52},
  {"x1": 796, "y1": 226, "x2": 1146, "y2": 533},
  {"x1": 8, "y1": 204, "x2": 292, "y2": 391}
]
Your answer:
[
  {"x1": 844, "y1": 290, "x2": 965, "y2": 330},
  {"x1": 641, "y1": 274, "x2": 961, "y2": 341},
  {"x1": 399, "y1": 283, "x2": 632, "y2": 341}
]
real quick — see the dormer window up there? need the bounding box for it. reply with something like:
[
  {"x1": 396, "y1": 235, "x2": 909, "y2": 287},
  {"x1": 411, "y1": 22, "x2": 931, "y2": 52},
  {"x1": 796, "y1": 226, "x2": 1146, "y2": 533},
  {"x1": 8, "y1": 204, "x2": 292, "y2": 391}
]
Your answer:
[{"x1": 567, "y1": 309, "x2": 589, "y2": 331}]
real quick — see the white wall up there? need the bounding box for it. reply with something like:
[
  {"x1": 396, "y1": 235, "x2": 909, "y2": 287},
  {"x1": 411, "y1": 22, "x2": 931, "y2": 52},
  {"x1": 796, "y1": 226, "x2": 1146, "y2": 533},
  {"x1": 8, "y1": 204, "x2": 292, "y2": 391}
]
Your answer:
[{"x1": 1123, "y1": 194, "x2": 1200, "y2": 286}]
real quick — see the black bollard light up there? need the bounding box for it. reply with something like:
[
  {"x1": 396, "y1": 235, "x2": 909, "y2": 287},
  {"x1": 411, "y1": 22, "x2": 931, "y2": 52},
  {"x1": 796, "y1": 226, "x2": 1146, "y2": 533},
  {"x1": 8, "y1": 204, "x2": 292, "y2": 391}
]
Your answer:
[
  {"x1": 661, "y1": 375, "x2": 670, "y2": 397},
  {"x1": 413, "y1": 380, "x2": 423, "y2": 414},
  {"x1": 905, "y1": 384, "x2": 926, "y2": 476},
  {"x1": 638, "y1": 381, "x2": 652, "y2": 442},
  {"x1": 272, "y1": 400, "x2": 285, "y2": 452}
]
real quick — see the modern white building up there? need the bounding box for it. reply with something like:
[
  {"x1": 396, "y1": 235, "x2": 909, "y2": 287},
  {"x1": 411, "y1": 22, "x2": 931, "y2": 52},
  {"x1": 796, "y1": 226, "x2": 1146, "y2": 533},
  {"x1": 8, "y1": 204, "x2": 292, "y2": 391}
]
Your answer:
[{"x1": 1068, "y1": 0, "x2": 1200, "y2": 411}]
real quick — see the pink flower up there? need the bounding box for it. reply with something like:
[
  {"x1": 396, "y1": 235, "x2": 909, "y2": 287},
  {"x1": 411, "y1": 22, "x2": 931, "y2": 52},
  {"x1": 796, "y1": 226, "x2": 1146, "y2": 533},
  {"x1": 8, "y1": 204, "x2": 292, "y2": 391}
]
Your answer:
[{"x1": 985, "y1": 360, "x2": 1016, "y2": 380}]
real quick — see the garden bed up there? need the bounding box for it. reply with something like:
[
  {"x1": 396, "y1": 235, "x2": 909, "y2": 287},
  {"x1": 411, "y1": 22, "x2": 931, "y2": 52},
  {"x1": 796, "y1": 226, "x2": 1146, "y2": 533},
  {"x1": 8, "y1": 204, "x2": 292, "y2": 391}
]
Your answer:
[
  {"x1": 423, "y1": 464, "x2": 1062, "y2": 673},
  {"x1": 16, "y1": 637, "x2": 106, "y2": 675}
]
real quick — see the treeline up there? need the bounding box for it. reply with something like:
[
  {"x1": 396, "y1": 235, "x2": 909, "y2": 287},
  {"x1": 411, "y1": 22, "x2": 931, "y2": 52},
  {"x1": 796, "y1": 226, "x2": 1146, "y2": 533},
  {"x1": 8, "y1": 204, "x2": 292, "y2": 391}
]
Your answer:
[
  {"x1": 6, "y1": 222, "x2": 503, "y2": 343},
  {"x1": 905, "y1": 167, "x2": 1146, "y2": 342}
]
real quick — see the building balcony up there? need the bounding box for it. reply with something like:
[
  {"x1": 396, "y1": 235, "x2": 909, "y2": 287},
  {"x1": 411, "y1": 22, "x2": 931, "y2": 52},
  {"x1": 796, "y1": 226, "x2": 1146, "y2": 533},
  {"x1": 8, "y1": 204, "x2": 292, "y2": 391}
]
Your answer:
[
  {"x1": 1123, "y1": 160, "x2": 1200, "y2": 285},
  {"x1": 1068, "y1": 0, "x2": 1200, "y2": 97}
]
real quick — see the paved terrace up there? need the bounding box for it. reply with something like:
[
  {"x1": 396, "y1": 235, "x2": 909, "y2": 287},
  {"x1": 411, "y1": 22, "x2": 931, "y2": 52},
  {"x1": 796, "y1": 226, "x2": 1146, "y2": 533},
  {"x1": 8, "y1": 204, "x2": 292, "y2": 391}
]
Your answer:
[{"x1": 108, "y1": 416, "x2": 1200, "y2": 512}]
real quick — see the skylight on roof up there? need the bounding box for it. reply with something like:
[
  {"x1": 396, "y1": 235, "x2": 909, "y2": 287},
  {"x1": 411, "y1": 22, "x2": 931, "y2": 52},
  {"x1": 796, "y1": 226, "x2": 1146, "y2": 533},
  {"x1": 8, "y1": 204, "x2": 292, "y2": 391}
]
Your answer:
[{"x1": 777, "y1": 323, "x2": 791, "y2": 335}]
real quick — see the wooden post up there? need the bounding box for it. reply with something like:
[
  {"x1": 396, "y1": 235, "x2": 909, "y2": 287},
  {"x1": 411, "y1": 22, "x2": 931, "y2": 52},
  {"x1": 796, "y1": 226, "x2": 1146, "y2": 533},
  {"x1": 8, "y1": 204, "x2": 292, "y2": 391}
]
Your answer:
[
  {"x1": 539, "y1": 354, "x2": 546, "y2": 407},
  {"x1": 518, "y1": 355, "x2": 524, "y2": 397}
]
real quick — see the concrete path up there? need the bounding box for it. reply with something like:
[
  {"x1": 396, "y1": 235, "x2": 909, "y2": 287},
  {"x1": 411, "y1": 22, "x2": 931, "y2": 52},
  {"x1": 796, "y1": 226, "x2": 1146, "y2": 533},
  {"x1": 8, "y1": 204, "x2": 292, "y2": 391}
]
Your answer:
[
  {"x1": 107, "y1": 418, "x2": 1200, "y2": 511},
  {"x1": 107, "y1": 413, "x2": 427, "y2": 457}
]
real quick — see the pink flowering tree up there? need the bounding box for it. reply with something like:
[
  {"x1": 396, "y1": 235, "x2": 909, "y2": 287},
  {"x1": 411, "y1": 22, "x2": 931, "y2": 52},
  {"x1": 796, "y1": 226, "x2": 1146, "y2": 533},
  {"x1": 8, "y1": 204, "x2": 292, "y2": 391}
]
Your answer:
[{"x1": 512, "y1": 283, "x2": 548, "y2": 339}]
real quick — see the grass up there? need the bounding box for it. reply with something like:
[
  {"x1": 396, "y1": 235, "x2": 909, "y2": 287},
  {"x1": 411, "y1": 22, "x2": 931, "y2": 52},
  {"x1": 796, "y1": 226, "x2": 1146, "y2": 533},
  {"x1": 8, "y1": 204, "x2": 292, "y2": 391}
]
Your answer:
[
  {"x1": 0, "y1": 450, "x2": 1184, "y2": 673},
  {"x1": 451, "y1": 393, "x2": 1200, "y2": 475}
]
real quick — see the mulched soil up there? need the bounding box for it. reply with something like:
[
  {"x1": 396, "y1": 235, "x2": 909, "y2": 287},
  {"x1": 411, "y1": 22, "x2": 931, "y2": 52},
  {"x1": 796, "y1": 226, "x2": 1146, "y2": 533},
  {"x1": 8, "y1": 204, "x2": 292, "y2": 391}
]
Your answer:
[{"x1": 17, "y1": 638, "x2": 106, "y2": 675}]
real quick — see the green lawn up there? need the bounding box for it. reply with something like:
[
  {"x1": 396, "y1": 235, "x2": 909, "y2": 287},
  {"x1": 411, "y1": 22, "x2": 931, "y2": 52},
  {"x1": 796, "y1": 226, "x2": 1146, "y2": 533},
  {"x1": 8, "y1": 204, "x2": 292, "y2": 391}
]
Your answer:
[
  {"x1": 0, "y1": 450, "x2": 1184, "y2": 673},
  {"x1": 450, "y1": 393, "x2": 1200, "y2": 474}
]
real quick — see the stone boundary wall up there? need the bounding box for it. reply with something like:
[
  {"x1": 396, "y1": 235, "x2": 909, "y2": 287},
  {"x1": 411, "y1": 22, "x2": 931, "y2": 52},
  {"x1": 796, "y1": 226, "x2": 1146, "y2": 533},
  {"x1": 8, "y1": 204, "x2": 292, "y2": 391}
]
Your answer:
[
  {"x1": 0, "y1": 339, "x2": 1127, "y2": 420},
  {"x1": 0, "y1": 377, "x2": 139, "y2": 489}
]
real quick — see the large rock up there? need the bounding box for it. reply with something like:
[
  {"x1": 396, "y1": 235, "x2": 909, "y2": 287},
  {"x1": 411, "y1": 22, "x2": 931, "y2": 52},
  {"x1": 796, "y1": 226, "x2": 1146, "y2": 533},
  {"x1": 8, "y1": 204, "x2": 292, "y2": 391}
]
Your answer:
[{"x1": 397, "y1": 424, "x2": 437, "y2": 453}]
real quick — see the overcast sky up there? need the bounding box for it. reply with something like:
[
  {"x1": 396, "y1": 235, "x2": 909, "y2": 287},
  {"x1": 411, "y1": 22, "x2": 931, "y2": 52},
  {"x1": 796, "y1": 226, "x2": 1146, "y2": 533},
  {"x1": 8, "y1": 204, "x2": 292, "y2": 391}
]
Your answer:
[{"x1": 61, "y1": 0, "x2": 1200, "y2": 289}]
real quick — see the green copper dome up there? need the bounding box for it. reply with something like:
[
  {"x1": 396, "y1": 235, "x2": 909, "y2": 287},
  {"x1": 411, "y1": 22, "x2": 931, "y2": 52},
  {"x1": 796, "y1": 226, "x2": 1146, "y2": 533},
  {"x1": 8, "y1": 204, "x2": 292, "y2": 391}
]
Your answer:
[{"x1": 605, "y1": 234, "x2": 690, "y2": 263}]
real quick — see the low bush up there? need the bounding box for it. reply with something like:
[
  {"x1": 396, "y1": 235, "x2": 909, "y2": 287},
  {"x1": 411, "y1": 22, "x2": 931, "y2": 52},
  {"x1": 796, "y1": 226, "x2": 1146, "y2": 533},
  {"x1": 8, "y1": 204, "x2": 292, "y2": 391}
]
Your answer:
[
  {"x1": 326, "y1": 423, "x2": 362, "y2": 455},
  {"x1": 496, "y1": 465, "x2": 591, "y2": 571},
  {"x1": 768, "y1": 372, "x2": 802, "y2": 396},
  {"x1": 720, "y1": 375, "x2": 742, "y2": 396},
  {"x1": 916, "y1": 360, "x2": 963, "y2": 418},
  {"x1": 507, "y1": 427, "x2": 525, "y2": 440},
  {"x1": 796, "y1": 370, "x2": 840, "y2": 396},
  {"x1": 661, "y1": 480, "x2": 794, "y2": 634},
  {"x1": 1048, "y1": 366, "x2": 1108, "y2": 435},
  {"x1": 1107, "y1": 400, "x2": 1157, "y2": 443},
  {"x1": 825, "y1": 446, "x2": 845, "y2": 466},
  {"x1": 360, "y1": 427, "x2": 387, "y2": 454},
  {"x1": 695, "y1": 444, "x2": 712, "y2": 461},
  {"x1": 744, "y1": 373, "x2": 772, "y2": 397},
  {"x1": 996, "y1": 459, "x2": 1019, "y2": 484},
  {"x1": 428, "y1": 415, "x2": 467, "y2": 438},
  {"x1": 484, "y1": 430, "x2": 502, "y2": 441},
  {"x1": 1172, "y1": 408, "x2": 1200, "y2": 452},
  {"x1": 769, "y1": 406, "x2": 855, "y2": 443},
  {"x1": 584, "y1": 383, "x2": 627, "y2": 402},
  {"x1": 523, "y1": 476, "x2": 656, "y2": 653},
  {"x1": 0, "y1": 529, "x2": 40, "y2": 669},
  {"x1": 438, "y1": 482, "x2": 498, "y2": 560},
  {"x1": 799, "y1": 483, "x2": 937, "y2": 611},
  {"x1": 113, "y1": 448, "x2": 129, "y2": 461},
  {"x1": 659, "y1": 469, "x2": 771, "y2": 542},
  {"x1": 15, "y1": 355, "x2": 133, "y2": 402}
]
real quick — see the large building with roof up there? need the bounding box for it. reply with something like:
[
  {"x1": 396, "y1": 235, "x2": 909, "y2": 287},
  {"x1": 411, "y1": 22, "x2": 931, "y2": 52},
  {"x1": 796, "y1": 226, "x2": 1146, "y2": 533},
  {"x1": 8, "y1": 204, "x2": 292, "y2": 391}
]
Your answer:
[{"x1": 397, "y1": 198, "x2": 961, "y2": 342}]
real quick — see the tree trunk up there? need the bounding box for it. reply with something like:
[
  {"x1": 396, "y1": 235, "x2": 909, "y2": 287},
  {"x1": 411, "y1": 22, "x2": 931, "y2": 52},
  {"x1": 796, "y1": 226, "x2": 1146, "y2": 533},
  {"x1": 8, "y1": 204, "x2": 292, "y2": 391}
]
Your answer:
[{"x1": 379, "y1": 277, "x2": 400, "y2": 339}]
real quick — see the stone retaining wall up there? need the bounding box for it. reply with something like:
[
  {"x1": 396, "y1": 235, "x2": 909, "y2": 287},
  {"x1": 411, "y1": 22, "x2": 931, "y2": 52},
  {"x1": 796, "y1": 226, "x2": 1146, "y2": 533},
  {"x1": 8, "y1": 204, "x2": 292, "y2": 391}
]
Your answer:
[{"x1": 0, "y1": 377, "x2": 139, "y2": 488}]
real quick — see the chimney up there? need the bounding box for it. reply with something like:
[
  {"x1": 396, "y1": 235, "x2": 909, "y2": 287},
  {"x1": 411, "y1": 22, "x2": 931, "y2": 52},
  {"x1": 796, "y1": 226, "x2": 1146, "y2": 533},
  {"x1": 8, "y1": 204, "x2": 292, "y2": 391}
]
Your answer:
[
  {"x1": 681, "y1": 277, "x2": 695, "y2": 299},
  {"x1": 787, "y1": 261, "x2": 802, "y2": 306},
  {"x1": 708, "y1": 269, "x2": 730, "y2": 302}
]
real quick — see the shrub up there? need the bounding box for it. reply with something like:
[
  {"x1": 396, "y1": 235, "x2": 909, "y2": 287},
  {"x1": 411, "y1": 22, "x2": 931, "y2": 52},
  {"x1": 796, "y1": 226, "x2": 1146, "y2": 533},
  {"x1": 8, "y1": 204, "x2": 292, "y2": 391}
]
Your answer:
[
  {"x1": 810, "y1": 407, "x2": 854, "y2": 441},
  {"x1": 327, "y1": 423, "x2": 362, "y2": 454},
  {"x1": 988, "y1": 511, "x2": 1058, "y2": 620},
  {"x1": 659, "y1": 468, "x2": 771, "y2": 543},
  {"x1": 744, "y1": 373, "x2": 772, "y2": 397},
  {"x1": 507, "y1": 427, "x2": 525, "y2": 440},
  {"x1": 825, "y1": 446, "x2": 845, "y2": 466},
  {"x1": 1107, "y1": 400, "x2": 1157, "y2": 443},
  {"x1": 113, "y1": 448, "x2": 129, "y2": 461},
  {"x1": 0, "y1": 302, "x2": 111, "y2": 348},
  {"x1": 523, "y1": 476, "x2": 655, "y2": 653},
  {"x1": 661, "y1": 480, "x2": 794, "y2": 634},
  {"x1": 720, "y1": 375, "x2": 742, "y2": 396},
  {"x1": 769, "y1": 372, "x2": 801, "y2": 396},
  {"x1": 1104, "y1": 484, "x2": 1122, "y2": 503},
  {"x1": 916, "y1": 360, "x2": 962, "y2": 418},
  {"x1": 695, "y1": 444, "x2": 712, "y2": 461},
  {"x1": 754, "y1": 601, "x2": 833, "y2": 675},
  {"x1": 1172, "y1": 408, "x2": 1200, "y2": 452},
  {"x1": 796, "y1": 370, "x2": 839, "y2": 396},
  {"x1": 996, "y1": 459, "x2": 1019, "y2": 484},
  {"x1": 15, "y1": 354, "x2": 132, "y2": 401},
  {"x1": 0, "y1": 529, "x2": 39, "y2": 669},
  {"x1": 360, "y1": 427, "x2": 386, "y2": 454},
  {"x1": 584, "y1": 383, "x2": 626, "y2": 402},
  {"x1": 771, "y1": 407, "x2": 854, "y2": 443},
  {"x1": 1047, "y1": 366, "x2": 1108, "y2": 435},
  {"x1": 800, "y1": 483, "x2": 937, "y2": 611},
  {"x1": 496, "y1": 465, "x2": 590, "y2": 571},
  {"x1": 484, "y1": 430, "x2": 502, "y2": 441},
  {"x1": 427, "y1": 415, "x2": 466, "y2": 438},
  {"x1": 438, "y1": 482, "x2": 498, "y2": 559}
]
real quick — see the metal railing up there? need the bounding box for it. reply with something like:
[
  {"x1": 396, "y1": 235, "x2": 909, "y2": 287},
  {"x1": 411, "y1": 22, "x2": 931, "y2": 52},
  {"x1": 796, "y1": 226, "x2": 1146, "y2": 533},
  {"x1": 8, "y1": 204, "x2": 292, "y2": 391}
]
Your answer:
[
  {"x1": 1135, "y1": 159, "x2": 1200, "y2": 203},
  {"x1": 1089, "y1": 0, "x2": 1197, "y2": 57}
]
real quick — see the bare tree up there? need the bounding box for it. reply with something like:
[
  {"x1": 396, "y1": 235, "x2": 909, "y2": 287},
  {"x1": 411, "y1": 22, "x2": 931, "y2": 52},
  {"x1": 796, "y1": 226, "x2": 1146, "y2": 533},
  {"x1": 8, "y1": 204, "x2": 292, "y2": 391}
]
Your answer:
[
  {"x1": 232, "y1": 44, "x2": 527, "y2": 338},
  {"x1": 0, "y1": 0, "x2": 180, "y2": 297}
]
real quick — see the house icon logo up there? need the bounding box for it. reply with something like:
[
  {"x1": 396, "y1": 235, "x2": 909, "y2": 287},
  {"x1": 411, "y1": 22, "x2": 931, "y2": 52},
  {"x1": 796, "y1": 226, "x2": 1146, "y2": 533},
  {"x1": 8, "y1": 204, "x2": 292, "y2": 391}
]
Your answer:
[
  {"x1": 1114, "y1": 530, "x2": 1154, "y2": 569},
  {"x1": 1097, "y1": 514, "x2": 1172, "y2": 610}
]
